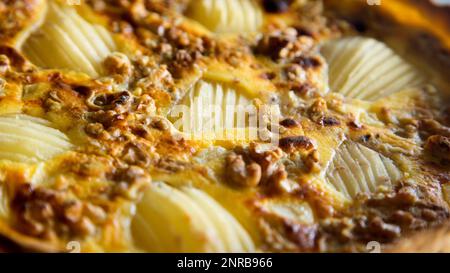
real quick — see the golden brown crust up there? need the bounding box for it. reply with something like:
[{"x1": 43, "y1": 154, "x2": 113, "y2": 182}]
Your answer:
[
  {"x1": 0, "y1": 0, "x2": 46, "y2": 46},
  {"x1": 387, "y1": 221, "x2": 450, "y2": 253},
  {"x1": 0, "y1": 0, "x2": 448, "y2": 252}
]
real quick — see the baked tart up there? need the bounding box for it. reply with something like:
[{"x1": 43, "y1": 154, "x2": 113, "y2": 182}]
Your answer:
[{"x1": 0, "y1": 0, "x2": 449, "y2": 253}]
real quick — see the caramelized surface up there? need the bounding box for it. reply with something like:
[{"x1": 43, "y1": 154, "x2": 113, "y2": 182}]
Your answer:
[{"x1": 0, "y1": 0, "x2": 448, "y2": 252}]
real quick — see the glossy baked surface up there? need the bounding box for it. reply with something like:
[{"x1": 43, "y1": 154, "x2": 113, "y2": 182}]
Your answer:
[{"x1": 0, "y1": 0, "x2": 449, "y2": 252}]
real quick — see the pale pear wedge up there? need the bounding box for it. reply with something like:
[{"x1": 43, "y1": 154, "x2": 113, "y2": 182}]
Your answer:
[
  {"x1": 0, "y1": 184, "x2": 8, "y2": 221},
  {"x1": 186, "y1": 0, "x2": 263, "y2": 34},
  {"x1": 443, "y1": 184, "x2": 450, "y2": 206},
  {"x1": 224, "y1": 82, "x2": 237, "y2": 132},
  {"x1": 0, "y1": 114, "x2": 72, "y2": 163},
  {"x1": 47, "y1": 3, "x2": 101, "y2": 68},
  {"x1": 22, "y1": 1, "x2": 116, "y2": 77},
  {"x1": 321, "y1": 37, "x2": 426, "y2": 101},
  {"x1": 170, "y1": 80, "x2": 254, "y2": 141},
  {"x1": 259, "y1": 199, "x2": 315, "y2": 225},
  {"x1": 182, "y1": 187, "x2": 255, "y2": 252},
  {"x1": 325, "y1": 141, "x2": 402, "y2": 200},
  {"x1": 181, "y1": 188, "x2": 241, "y2": 252},
  {"x1": 93, "y1": 25, "x2": 116, "y2": 51},
  {"x1": 132, "y1": 182, "x2": 226, "y2": 252}
]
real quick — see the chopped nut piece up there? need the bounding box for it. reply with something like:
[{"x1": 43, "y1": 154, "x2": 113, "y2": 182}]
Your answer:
[
  {"x1": 103, "y1": 52, "x2": 133, "y2": 81},
  {"x1": 425, "y1": 135, "x2": 450, "y2": 163},
  {"x1": 226, "y1": 153, "x2": 262, "y2": 187},
  {"x1": 225, "y1": 143, "x2": 288, "y2": 189},
  {"x1": 304, "y1": 150, "x2": 320, "y2": 172},
  {"x1": 368, "y1": 217, "x2": 401, "y2": 240},
  {"x1": 256, "y1": 28, "x2": 315, "y2": 61}
]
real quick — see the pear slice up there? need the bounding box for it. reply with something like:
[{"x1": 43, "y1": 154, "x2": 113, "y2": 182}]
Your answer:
[
  {"x1": 0, "y1": 114, "x2": 72, "y2": 163},
  {"x1": 0, "y1": 184, "x2": 8, "y2": 221},
  {"x1": 169, "y1": 80, "x2": 255, "y2": 141},
  {"x1": 132, "y1": 182, "x2": 255, "y2": 252},
  {"x1": 182, "y1": 187, "x2": 255, "y2": 252},
  {"x1": 325, "y1": 141, "x2": 402, "y2": 199},
  {"x1": 22, "y1": 1, "x2": 116, "y2": 77},
  {"x1": 186, "y1": 0, "x2": 263, "y2": 34},
  {"x1": 321, "y1": 37, "x2": 426, "y2": 101},
  {"x1": 443, "y1": 184, "x2": 450, "y2": 206},
  {"x1": 257, "y1": 199, "x2": 315, "y2": 225}
]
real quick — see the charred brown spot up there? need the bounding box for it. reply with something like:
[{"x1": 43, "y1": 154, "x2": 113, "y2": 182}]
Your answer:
[
  {"x1": 320, "y1": 117, "x2": 340, "y2": 127},
  {"x1": 294, "y1": 56, "x2": 321, "y2": 69},
  {"x1": 294, "y1": 27, "x2": 314, "y2": 37},
  {"x1": 72, "y1": 85, "x2": 91, "y2": 96},
  {"x1": 351, "y1": 20, "x2": 368, "y2": 33},
  {"x1": 47, "y1": 72, "x2": 63, "y2": 82},
  {"x1": 0, "y1": 46, "x2": 27, "y2": 70},
  {"x1": 262, "y1": 0, "x2": 292, "y2": 13},
  {"x1": 280, "y1": 118, "x2": 299, "y2": 128},
  {"x1": 348, "y1": 120, "x2": 363, "y2": 130},
  {"x1": 279, "y1": 136, "x2": 314, "y2": 152},
  {"x1": 255, "y1": 33, "x2": 292, "y2": 60},
  {"x1": 291, "y1": 83, "x2": 313, "y2": 97},
  {"x1": 260, "y1": 72, "x2": 276, "y2": 80},
  {"x1": 88, "y1": 91, "x2": 132, "y2": 110},
  {"x1": 361, "y1": 134, "x2": 372, "y2": 143}
]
